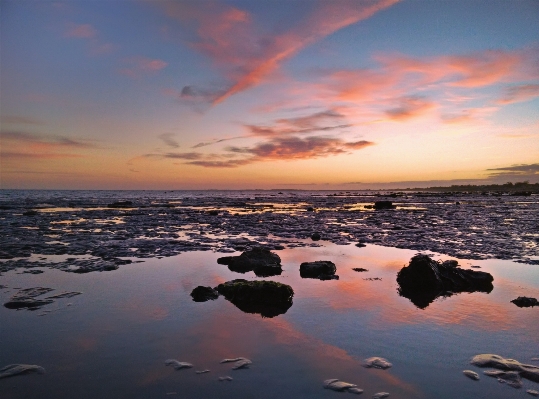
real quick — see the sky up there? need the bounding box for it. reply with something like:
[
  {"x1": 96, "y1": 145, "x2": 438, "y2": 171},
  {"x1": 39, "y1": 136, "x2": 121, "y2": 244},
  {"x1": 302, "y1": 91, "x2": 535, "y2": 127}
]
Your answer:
[{"x1": 1, "y1": 0, "x2": 538, "y2": 190}]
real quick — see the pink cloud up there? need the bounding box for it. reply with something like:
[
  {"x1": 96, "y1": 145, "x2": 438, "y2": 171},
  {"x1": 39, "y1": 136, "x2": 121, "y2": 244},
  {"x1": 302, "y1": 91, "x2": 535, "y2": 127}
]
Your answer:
[
  {"x1": 119, "y1": 57, "x2": 168, "y2": 78},
  {"x1": 496, "y1": 84, "x2": 539, "y2": 105},
  {"x1": 157, "y1": 0, "x2": 400, "y2": 104},
  {"x1": 385, "y1": 96, "x2": 436, "y2": 121},
  {"x1": 65, "y1": 23, "x2": 97, "y2": 39}
]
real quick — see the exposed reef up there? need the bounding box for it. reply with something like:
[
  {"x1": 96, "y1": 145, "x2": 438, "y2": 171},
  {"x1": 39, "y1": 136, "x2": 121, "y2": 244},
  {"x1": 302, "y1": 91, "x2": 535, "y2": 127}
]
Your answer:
[{"x1": 1, "y1": 191, "x2": 538, "y2": 275}]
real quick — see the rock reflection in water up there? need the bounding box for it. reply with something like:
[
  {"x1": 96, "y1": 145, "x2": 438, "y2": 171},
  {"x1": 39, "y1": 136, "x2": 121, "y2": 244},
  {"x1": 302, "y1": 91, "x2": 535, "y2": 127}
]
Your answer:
[
  {"x1": 397, "y1": 254, "x2": 494, "y2": 309},
  {"x1": 216, "y1": 279, "x2": 294, "y2": 318}
]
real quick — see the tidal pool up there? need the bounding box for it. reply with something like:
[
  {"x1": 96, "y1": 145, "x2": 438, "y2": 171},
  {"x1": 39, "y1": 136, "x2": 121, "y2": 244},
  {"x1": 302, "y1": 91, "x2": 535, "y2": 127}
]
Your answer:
[{"x1": 1, "y1": 243, "x2": 538, "y2": 398}]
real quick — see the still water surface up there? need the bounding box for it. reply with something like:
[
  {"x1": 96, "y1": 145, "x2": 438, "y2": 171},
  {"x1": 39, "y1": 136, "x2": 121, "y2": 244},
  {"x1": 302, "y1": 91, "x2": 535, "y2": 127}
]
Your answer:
[{"x1": 1, "y1": 243, "x2": 538, "y2": 398}]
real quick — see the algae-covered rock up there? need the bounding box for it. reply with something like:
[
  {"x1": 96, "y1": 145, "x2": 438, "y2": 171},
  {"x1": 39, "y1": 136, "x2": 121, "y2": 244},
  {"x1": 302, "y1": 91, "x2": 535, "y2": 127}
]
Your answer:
[
  {"x1": 397, "y1": 254, "x2": 493, "y2": 308},
  {"x1": 216, "y1": 279, "x2": 293, "y2": 318},
  {"x1": 300, "y1": 261, "x2": 337, "y2": 280}
]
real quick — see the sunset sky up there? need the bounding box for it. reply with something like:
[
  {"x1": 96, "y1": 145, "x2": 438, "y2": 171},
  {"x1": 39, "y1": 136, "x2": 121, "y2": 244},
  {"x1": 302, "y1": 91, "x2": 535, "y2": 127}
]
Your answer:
[{"x1": 1, "y1": 0, "x2": 538, "y2": 189}]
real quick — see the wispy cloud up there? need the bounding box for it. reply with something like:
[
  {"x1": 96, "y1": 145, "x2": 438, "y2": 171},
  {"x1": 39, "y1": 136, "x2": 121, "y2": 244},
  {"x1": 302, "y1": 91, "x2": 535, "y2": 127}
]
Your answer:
[
  {"x1": 384, "y1": 96, "x2": 435, "y2": 121},
  {"x1": 64, "y1": 23, "x2": 97, "y2": 39},
  {"x1": 486, "y1": 163, "x2": 539, "y2": 177},
  {"x1": 158, "y1": 133, "x2": 180, "y2": 148},
  {"x1": 245, "y1": 109, "x2": 352, "y2": 136},
  {"x1": 185, "y1": 136, "x2": 374, "y2": 168},
  {"x1": 119, "y1": 57, "x2": 168, "y2": 79},
  {"x1": 496, "y1": 84, "x2": 539, "y2": 105},
  {"x1": 1, "y1": 131, "x2": 97, "y2": 160},
  {"x1": 158, "y1": 0, "x2": 399, "y2": 105},
  {"x1": 1, "y1": 116, "x2": 44, "y2": 125}
]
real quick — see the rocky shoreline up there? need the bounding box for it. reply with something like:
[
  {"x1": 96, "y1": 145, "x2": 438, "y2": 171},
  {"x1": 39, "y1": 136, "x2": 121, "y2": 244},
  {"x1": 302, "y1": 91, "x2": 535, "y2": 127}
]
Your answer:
[{"x1": 0, "y1": 191, "x2": 538, "y2": 274}]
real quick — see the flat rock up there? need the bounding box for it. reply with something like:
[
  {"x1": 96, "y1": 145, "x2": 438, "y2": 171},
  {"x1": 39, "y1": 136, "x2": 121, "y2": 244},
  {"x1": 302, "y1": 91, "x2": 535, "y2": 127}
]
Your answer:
[
  {"x1": 372, "y1": 393, "x2": 390, "y2": 399},
  {"x1": 471, "y1": 354, "x2": 539, "y2": 383},
  {"x1": 363, "y1": 357, "x2": 392, "y2": 370},
  {"x1": 483, "y1": 370, "x2": 522, "y2": 388},
  {"x1": 527, "y1": 390, "x2": 539, "y2": 396},
  {"x1": 231, "y1": 359, "x2": 252, "y2": 370},
  {"x1": 348, "y1": 387, "x2": 364, "y2": 394},
  {"x1": 463, "y1": 370, "x2": 480, "y2": 380},
  {"x1": 218, "y1": 376, "x2": 233, "y2": 381},
  {"x1": 323, "y1": 379, "x2": 358, "y2": 392},
  {"x1": 0, "y1": 364, "x2": 45, "y2": 379},
  {"x1": 195, "y1": 369, "x2": 210, "y2": 374},
  {"x1": 353, "y1": 268, "x2": 369, "y2": 272},
  {"x1": 165, "y1": 359, "x2": 193, "y2": 370}
]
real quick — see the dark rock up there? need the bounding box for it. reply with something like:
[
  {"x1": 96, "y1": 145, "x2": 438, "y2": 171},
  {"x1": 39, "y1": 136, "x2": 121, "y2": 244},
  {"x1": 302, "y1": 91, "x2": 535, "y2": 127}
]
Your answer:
[
  {"x1": 397, "y1": 254, "x2": 494, "y2": 308},
  {"x1": 306, "y1": 207, "x2": 314, "y2": 212},
  {"x1": 217, "y1": 256, "x2": 235, "y2": 265},
  {"x1": 300, "y1": 260, "x2": 337, "y2": 279},
  {"x1": 311, "y1": 232, "x2": 321, "y2": 241},
  {"x1": 4, "y1": 298, "x2": 54, "y2": 310},
  {"x1": 352, "y1": 268, "x2": 369, "y2": 272},
  {"x1": 107, "y1": 201, "x2": 133, "y2": 208},
  {"x1": 216, "y1": 279, "x2": 294, "y2": 318},
  {"x1": 222, "y1": 247, "x2": 283, "y2": 277},
  {"x1": 374, "y1": 201, "x2": 394, "y2": 210},
  {"x1": 208, "y1": 210, "x2": 219, "y2": 216},
  {"x1": 355, "y1": 242, "x2": 366, "y2": 248},
  {"x1": 22, "y1": 210, "x2": 38, "y2": 216},
  {"x1": 319, "y1": 273, "x2": 339, "y2": 280},
  {"x1": 511, "y1": 296, "x2": 539, "y2": 308},
  {"x1": 191, "y1": 286, "x2": 219, "y2": 302}
]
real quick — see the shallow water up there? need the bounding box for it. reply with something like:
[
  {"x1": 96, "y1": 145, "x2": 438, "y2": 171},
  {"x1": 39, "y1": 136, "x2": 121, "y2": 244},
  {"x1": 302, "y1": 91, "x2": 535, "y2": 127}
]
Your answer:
[{"x1": 1, "y1": 243, "x2": 538, "y2": 399}]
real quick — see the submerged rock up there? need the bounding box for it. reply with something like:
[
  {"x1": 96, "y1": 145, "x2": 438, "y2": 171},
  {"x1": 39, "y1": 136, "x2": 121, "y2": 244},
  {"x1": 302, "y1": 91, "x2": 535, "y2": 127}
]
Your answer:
[
  {"x1": 3, "y1": 287, "x2": 55, "y2": 310},
  {"x1": 190, "y1": 286, "x2": 219, "y2": 302},
  {"x1": 397, "y1": 254, "x2": 494, "y2": 308},
  {"x1": 218, "y1": 376, "x2": 233, "y2": 381},
  {"x1": 323, "y1": 379, "x2": 358, "y2": 392},
  {"x1": 0, "y1": 364, "x2": 45, "y2": 379},
  {"x1": 463, "y1": 370, "x2": 480, "y2": 380},
  {"x1": 165, "y1": 360, "x2": 193, "y2": 370},
  {"x1": 218, "y1": 247, "x2": 283, "y2": 277},
  {"x1": 300, "y1": 261, "x2": 337, "y2": 280},
  {"x1": 511, "y1": 296, "x2": 539, "y2": 307},
  {"x1": 373, "y1": 393, "x2": 389, "y2": 399},
  {"x1": 216, "y1": 279, "x2": 293, "y2": 318},
  {"x1": 483, "y1": 370, "x2": 522, "y2": 388},
  {"x1": 471, "y1": 354, "x2": 539, "y2": 383},
  {"x1": 195, "y1": 369, "x2": 210, "y2": 374},
  {"x1": 363, "y1": 357, "x2": 392, "y2": 370}
]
